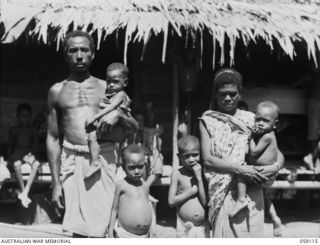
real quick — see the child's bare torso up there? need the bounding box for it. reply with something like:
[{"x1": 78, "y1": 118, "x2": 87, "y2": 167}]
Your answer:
[
  {"x1": 249, "y1": 131, "x2": 278, "y2": 166},
  {"x1": 177, "y1": 168, "x2": 205, "y2": 226},
  {"x1": 12, "y1": 126, "x2": 36, "y2": 151},
  {"x1": 118, "y1": 180, "x2": 152, "y2": 235}
]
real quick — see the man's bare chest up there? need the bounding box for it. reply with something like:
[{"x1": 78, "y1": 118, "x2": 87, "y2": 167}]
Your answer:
[{"x1": 58, "y1": 82, "x2": 104, "y2": 108}]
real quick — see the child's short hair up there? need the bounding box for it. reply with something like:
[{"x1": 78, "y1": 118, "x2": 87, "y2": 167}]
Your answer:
[
  {"x1": 63, "y1": 30, "x2": 95, "y2": 53},
  {"x1": 256, "y1": 101, "x2": 280, "y2": 119},
  {"x1": 107, "y1": 63, "x2": 129, "y2": 78},
  {"x1": 213, "y1": 68, "x2": 242, "y2": 95},
  {"x1": 122, "y1": 144, "x2": 145, "y2": 165},
  {"x1": 178, "y1": 135, "x2": 200, "y2": 153},
  {"x1": 16, "y1": 103, "x2": 32, "y2": 115}
]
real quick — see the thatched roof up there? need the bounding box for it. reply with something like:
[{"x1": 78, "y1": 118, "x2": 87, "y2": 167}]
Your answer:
[{"x1": 1, "y1": 0, "x2": 320, "y2": 68}]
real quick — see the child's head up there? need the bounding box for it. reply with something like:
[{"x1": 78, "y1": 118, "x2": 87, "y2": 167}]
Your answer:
[
  {"x1": 106, "y1": 63, "x2": 129, "y2": 94},
  {"x1": 122, "y1": 144, "x2": 146, "y2": 182},
  {"x1": 255, "y1": 101, "x2": 280, "y2": 133},
  {"x1": 177, "y1": 135, "x2": 200, "y2": 168},
  {"x1": 16, "y1": 103, "x2": 32, "y2": 125}
]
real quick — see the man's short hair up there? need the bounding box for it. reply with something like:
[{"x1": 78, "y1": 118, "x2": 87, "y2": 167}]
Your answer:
[
  {"x1": 213, "y1": 68, "x2": 242, "y2": 95},
  {"x1": 107, "y1": 63, "x2": 129, "y2": 78},
  {"x1": 122, "y1": 144, "x2": 145, "y2": 165},
  {"x1": 178, "y1": 135, "x2": 200, "y2": 153},
  {"x1": 257, "y1": 101, "x2": 280, "y2": 119},
  {"x1": 63, "y1": 30, "x2": 95, "y2": 53},
  {"x1": 17, "y1": 103, "x2": 32, "y2": 115}
]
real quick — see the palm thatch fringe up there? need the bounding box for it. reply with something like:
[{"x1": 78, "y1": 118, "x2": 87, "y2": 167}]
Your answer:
[{"x1": 1, "y1": 0, "x2": 320, "y2": 68}]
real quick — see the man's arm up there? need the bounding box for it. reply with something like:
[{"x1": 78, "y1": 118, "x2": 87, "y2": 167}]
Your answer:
[
  {"x1": 168, "y1": 169, "x2": 197, "y2": 207},
  {"x1": 249, "y1": 134, "x2": 272, "y2": 157},
  {"x1": 46, "y1": 84, "x2": 63, "y2": 209},
  {"x1": 118, "y1": 110, "x2": 138, "y2": 134},
  {"x1": 108, "y1": 181, "x2": 122, "y2": 238}
]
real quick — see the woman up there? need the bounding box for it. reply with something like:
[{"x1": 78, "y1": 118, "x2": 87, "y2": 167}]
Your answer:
[{"x1": 199, "y1": 68, "x2": 284, "y2": 237}]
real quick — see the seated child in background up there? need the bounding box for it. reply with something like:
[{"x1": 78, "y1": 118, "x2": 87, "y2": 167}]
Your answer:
[
  {"x1": 108, "y1": 144, "x2": 153, "y2": 238},
  {"x1": 168, "y1": 135, "x2": 209, "y2": 238},
  {"x1": 85, "y1": 63, "x2": 131, "y2": 178},
  {"x1": 6, "y1": 103, "x2": 41, "y2": 208},
  {"x1": 233, "y1": 101, "x2": 280, "y2": 217}
]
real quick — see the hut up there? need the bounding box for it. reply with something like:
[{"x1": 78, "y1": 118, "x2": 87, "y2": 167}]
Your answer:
[{"x1": 1, "y1": 0, "x2": 320, "y2": 167}]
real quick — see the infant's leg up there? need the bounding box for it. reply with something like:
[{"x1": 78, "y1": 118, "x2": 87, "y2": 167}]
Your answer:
[
  {"x1": 85, "y1": 132, "x2": 101, "y2": 178},
  {"x1": 230, "y1": 176, "x2": 248, "y2": 217},
  {"x1": 264, "y1": 191, "x2": 282, "y2": 237}
]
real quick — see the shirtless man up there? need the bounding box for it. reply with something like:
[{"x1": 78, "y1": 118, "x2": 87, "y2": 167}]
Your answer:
[
  {"x1": 47, "y1": 30, "x2": 138, "y2": 237},
  {"x1": 168, "y1": 135, "x2": 209, "y2": 238},
  {"x1": 108, "y1": 144, "x2": 153, "y2": 238}
]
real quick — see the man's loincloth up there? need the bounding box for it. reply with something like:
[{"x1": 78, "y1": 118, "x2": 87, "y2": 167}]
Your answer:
[
  {"x1": 176, "y1": 216, "x2": 210, "y2": 238},
  {"x1": 60, "y1": 140, "x2": 118, "y2": 237}
]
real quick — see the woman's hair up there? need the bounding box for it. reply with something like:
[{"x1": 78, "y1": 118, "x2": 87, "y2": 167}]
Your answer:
[{"x1": 209, "y1": 68, "x2": 243, "y2": 109}]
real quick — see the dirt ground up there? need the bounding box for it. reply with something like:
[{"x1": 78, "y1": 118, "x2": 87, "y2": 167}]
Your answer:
[{"x1": 0, "y1": 206, "x2": 319, "y2": 238}]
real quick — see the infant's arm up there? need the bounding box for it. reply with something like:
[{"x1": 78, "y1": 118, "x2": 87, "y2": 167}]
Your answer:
[
  {"x1": 250, "y1": 133, "x2": 273, "y2": 157},
  {"x1": 94, "y1": 91, "x2": 127, "y2": 121},
  {"x1": 108, "y1": 181, "x2": 123, "y2": 238},
  {"x1": 168, "y1": 169, "x2": 197, "y2": 207}
]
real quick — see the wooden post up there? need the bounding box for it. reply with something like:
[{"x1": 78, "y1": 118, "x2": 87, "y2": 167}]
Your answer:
[{"x1": 172, "y1": 58, "x2": 179, "y2": 169}]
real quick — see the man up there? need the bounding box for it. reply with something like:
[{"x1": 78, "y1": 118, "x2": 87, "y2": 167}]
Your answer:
[{"x1": 46, "y1": 30, "x2": 138, "y2": 237}]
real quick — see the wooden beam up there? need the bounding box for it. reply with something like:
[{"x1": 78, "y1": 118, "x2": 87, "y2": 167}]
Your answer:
[{"x1": 172, "y1": 58, "x2": 179, "y2": 169}]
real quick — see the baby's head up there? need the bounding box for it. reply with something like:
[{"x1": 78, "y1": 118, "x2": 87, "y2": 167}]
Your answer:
[
  {"x1": 16, "y1": 103, "x2": 32, "y2": 126},
  {"x1": 122, "y1": 144, "x2": 146, "y2": 183},
  {"x1": 177, "y1": 135, "x2": 200, "y2": 169},
  {"x1": 255, "y1": 101, "x2": 280, "y2": 133},
  {"x1": 106, "y1": 63, "x2": 129, "y2": 94}
]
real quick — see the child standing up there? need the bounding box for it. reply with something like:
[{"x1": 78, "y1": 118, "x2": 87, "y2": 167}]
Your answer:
[
  {"x1": 233, "y1": 101, "x2": 281, "y2": 216},
  {"x1": 6, "y1": 103, "x2": 41, "y2": 208},
  {"x1": 108, "y1": 144, "x2": 153, "y2": 238},
  {"x1": 85, "y1": 63, "x2": 131, "y2": 178},
  {"x1": 168, "y1": 135, "x2": 209, "y2": 238}
]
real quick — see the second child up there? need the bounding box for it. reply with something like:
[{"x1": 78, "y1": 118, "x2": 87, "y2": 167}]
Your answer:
[
  {"x1": 108, "y1": 144, "x2": 153, "y2": 238},
  {"x1": 168, "y1": 135, "x2": 210, "y2": 238}
]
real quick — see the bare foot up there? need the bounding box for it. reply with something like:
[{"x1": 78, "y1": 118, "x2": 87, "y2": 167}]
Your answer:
[
  {"x1": 272, "y1": 216, "x2": 282, "y2": 237},
  {"x1": 18, "y1": 193, "x2": 32, "y2": 208},
  {"x1": 84, "y1": 161, "x2": 101, "y2": 179},
  {"x1": 230, "y1": 199, "x2": 248, "y2": 217}
]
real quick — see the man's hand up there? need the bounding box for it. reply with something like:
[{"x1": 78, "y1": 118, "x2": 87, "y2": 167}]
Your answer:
[
  {"x1": 96, "y1": 109, "x2": 121, "y2": 138},
  {"x1": 192, "y1": 163, "x2": 202, "y2": 180},
  {"x1": 52, "y1": 184, "x2": 64, "y2": 209}
]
